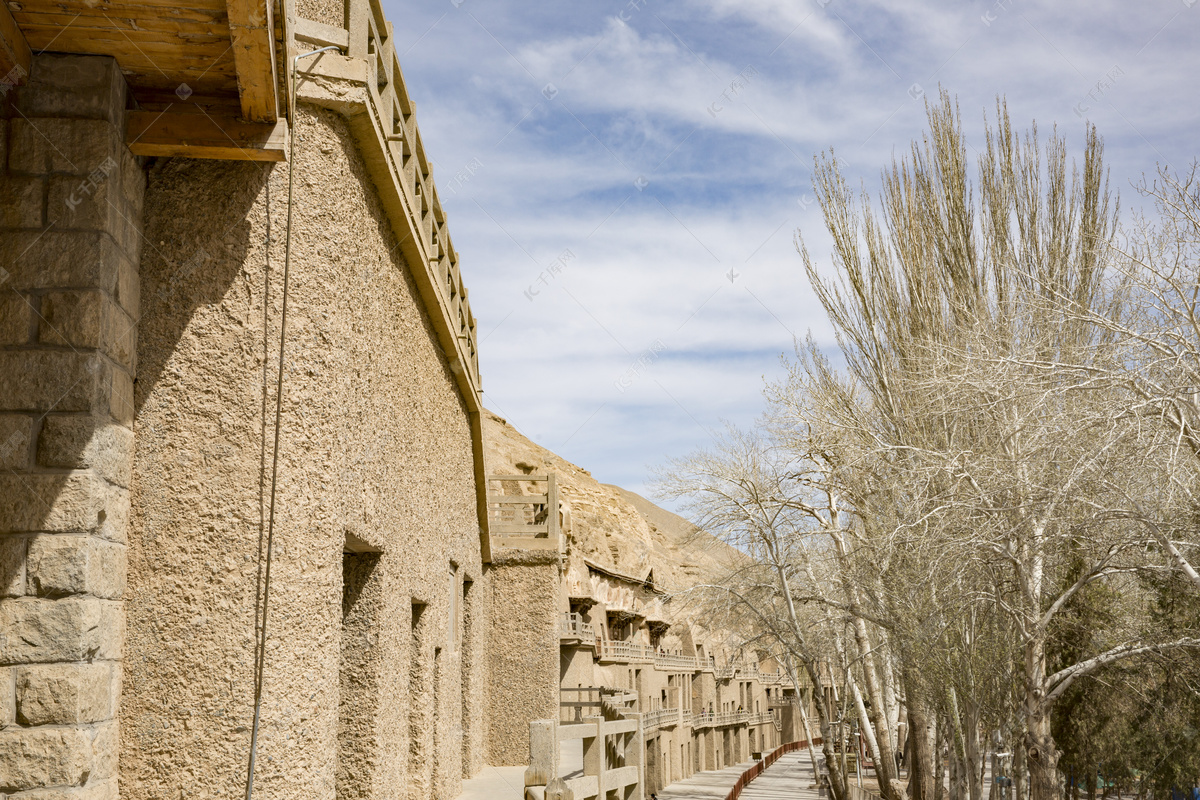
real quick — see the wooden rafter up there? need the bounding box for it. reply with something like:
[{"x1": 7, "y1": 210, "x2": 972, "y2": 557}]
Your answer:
[
  {"x1": 126, "y1": 110, "x2": 286, "y2": 162},
  {"x1": 0, "y1": 0, "x2": 31, "y2": 88},
  {"x1": 226, "y1": 0, "x2": 278, "y2": 122}
]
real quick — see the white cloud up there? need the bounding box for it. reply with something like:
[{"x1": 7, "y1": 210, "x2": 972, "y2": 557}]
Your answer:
[{"x1": 379, "y1": 0, "x2": 1200, "y2": 501}]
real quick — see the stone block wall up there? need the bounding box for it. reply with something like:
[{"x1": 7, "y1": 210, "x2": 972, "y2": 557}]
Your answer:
[{"x1": 0, "y1": 54, "x2": 143, "y2": 797}]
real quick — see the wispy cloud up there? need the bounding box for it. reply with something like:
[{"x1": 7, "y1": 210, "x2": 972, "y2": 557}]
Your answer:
[{"x1": 384, "y1": 0, "x2": 1200, "y2": 501}]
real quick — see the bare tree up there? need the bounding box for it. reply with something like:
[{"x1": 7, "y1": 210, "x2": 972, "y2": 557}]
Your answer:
[
  {"x1": 662, "y1": 94, "x2": 1200, "y2": 800},
  {"x1": 658, "y1": 423, "x2": 901, "y2": 800},
  {"x1": 790, "y1": 91, "x2": 1200, "y2": 800}
]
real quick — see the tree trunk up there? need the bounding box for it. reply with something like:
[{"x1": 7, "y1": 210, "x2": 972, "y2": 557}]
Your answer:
[
  {"x1": 934, "y1": 717, "x2": 946, "y2": 800},
  {"x1": 850, "y1": 615, "x2": 900, "y2": 797},
  {"x1": 850, "y1": 674, "x2": 887, "y2": 789},
  {"x1": 953, "y1": 689, "x2": 983, "y2": 800},
  {"x1": 906, "y1": 688, "x2": 937, "y2": 800},
  {"x1": 1026, "y1": 713, "x2": 1061, "y2": 800},
  {"x1": 808, "y1": 660, "x2": 849, "y2": 800},
  {"x1": 878, "y1": 631, "x2": 902, "y2": 754},
  {"x1": 833, "y1": 528, "x2": 900, "y2": 799},
  {"x1": 1013, "y1": 738, "x2": 1026, "y2": 800},
  {"x1": 797, "y1": 687, "x2": 823, "y2": 780},
  {"x1": 1024, "y1": 635, "x2": 1061, "y2": 800},
  {"x1": 785, "y1": 656, "x2": 822, "y2": 783}
]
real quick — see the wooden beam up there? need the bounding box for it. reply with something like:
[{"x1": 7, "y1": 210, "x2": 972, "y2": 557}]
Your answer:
[
  {"x1": 0, "y1": 0, "x2": 31, "y2": 90},
  {"x1": 126, "y1": 110, "x2": 287, "y2": 162},
  {"x1": 226, "y1": 0, "x2": 278, "y2": 122}
]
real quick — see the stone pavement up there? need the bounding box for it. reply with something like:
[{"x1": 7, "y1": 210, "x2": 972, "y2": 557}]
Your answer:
[
  {"x1": 657, "y1": 751, "x2": 821, "y2": 800},
  {"x1": 454, "y1": 750, "x2": 826, "y2": 800},
  {"x1": 739, "y1": 752, "x2": 822, "y2": 799},
  {"x1": 455, "y1": 764, "x2": 527, "y2": 800}
]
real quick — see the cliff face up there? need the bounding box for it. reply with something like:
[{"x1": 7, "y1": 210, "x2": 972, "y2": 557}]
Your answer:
[{"x1": 482, "y1": 411, "x2": 735, "y2": 593}]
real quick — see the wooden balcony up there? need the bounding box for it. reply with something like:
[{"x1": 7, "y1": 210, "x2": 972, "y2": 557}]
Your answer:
[
  {"x1": 653, "y1": 651, "x2": 701, "y2": 672},
  {"x1": 596, "y1": 639, "x2": 655, "y2": 664},
  {"x1": 712, "y1": 710, "x2": 748, "y2": 727},
  {"x1": 643, "y1": 707, "x2": 681, "y2": 732},
  {"x1": 560, "y1": 612, "x2": 596, "y2": 644},
  {"x1": 486, "y1": 473, "x2": 559, "y2": 551},
  {"x1": 715, "y1": 661, "x2": 744, "y2": 680}
]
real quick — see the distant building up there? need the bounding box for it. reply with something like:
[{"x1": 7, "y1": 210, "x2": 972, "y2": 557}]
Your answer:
[{"x1": 484, "y1": 413, "x2": 816, "y2": 797}]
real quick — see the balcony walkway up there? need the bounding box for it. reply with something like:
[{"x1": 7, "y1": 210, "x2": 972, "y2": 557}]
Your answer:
[{"x1": 657, "y1": 751, "x2": 819, "y2": 800}]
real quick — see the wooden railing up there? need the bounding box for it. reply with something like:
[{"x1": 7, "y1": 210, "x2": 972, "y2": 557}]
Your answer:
[
  {"x1": 715, "y1": 660, "x2": 745, "y2": 680},
  {"x1": 654, "y1": 651, "x2": 701, "y2": 671},
  {"x1": 643, "y1": 706, "x2": 681, "y2": 731},
  {"x1": 291, "y1": 0, "x2": 480, "y2": 402},
  {"x1": 528, "y1": 715, "x2": 644, "y2": 800},
  {"x1": 723, "y1": 739, "x2": 823, "y2": 800},
  {"x1": 711, "y1": 710, "x2": 748, "y2": 727},
  {"x1": 560, "y1": 686, "x2": 636, "y2": 723},
  {"x1": 485, "y1": 473, "x2": 559, "y2": 550},
  {"x1": 597, "y1": 639, "x2": 655, "y2": 663},
  {"x1": 560, "y1": 612, "x2": 595, "y2": 642}
]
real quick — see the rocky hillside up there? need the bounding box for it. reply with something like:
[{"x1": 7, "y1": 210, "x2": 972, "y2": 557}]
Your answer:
[{"x1": 482, "y1": 410, "x2": 736, "y2": 592}]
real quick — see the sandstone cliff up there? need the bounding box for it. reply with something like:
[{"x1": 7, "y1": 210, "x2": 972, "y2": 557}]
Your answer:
[{"x1": 482, "y1": 410, "x2": 736, "y2": 593}]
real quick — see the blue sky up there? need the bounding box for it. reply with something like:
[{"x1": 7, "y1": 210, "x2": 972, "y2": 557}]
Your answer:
[{"x1": 381, "y1": 0, "x2": 1199, "y2": 503}]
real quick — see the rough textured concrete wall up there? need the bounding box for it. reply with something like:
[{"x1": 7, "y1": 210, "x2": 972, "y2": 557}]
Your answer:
[
  {"x1": 559, "y1": 645, "x2": 593, "y2": 689},
  {"x1": 338, "y1": 551, "x2": 382, "y2": 798},
  {"x1": 0, "y1": 54, "x2": 143, "y2": 799},
  {"x1": 122, "y1": 104, "x2": 483, "y2": 800},
  {"x1": 486, "y1": 550, "x2": 559, "y2": 766},
  {"x1": 461, "y1": 569, "x2": 488, "y2": 777}
]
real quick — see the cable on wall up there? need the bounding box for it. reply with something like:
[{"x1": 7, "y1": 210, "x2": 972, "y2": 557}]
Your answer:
[{"x1": 244, "y1": 44, "x2": 342, "y2": 800}]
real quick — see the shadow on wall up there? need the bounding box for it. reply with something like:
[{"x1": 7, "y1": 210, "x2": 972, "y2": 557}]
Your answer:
[
  {"x1": 134, "y1": 157, "x2": 272, "y2": 416},
  {"x1": 1, "y1": 157, "x2": 271, "y2": 539},
  {"x1": 2, "y1": 123, "x2": 264, "y2": 612}
]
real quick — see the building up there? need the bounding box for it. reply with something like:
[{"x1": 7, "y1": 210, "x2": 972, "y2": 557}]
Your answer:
[
  {"x1": 483, "y1": 413, "x2": 815, "y2": 797},
  {"x1": 0, "y1": 2, "x2": 807, "y2": 798},
  {"x1": 0, "y1": 1, "x2": 494, "y2": 798}
]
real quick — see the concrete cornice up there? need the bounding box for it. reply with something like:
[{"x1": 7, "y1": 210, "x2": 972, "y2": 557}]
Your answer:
[{"x1": 291, "y1": 18, "x2": 491, "y2": 560}]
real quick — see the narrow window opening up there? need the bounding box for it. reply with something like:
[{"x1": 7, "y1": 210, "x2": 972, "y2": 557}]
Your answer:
[
  {"x1": 338, "y1": 549, "x2": 381, "y2": 800},
  {"x1": 460, "y1": 578, "x2": 475, "y2": 777},
  {"x1": 448, "y1": 563, "x2": 459, "y2": 650},
  {"x1": 409, "y1": 601, "x2": 431, "y2": 800}
]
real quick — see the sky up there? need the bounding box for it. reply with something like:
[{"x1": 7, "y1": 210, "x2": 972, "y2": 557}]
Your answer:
[{"x1": 380, "y1": 0, "x2": 1199, "y2": 504}]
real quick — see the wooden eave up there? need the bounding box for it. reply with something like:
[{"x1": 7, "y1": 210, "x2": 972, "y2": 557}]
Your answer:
[{"x1": 7, "y1": 0, "x2": 288, "y2": 160}]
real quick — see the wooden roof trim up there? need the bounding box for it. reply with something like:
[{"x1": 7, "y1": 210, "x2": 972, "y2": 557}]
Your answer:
[
  {"x1": 227, "y1": 0, "x2": 279, "y2": 122},
  {"x1": 127, "y1": 110, "x2": 287, "y2": 162},
  {"x1": 584, "y1": 558, "x2": 666, "y2": 595},
  {"x1": 0, "y1": 1, "x2": 31, "y2": 89}
]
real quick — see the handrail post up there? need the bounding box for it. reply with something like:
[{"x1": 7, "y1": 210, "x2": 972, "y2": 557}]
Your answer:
[
  {"x1": 583, "y1": 715, "x2": 603, "y2": 794},
  {"x1": 525, "y1": 719, "x2": 558, "y2": 788},
  {"x1": 345, "y1": 0, "x2": 368, "y2": 57},
  {"x1": 628, "y1": 711, "x2": 645, "y2": 800}
]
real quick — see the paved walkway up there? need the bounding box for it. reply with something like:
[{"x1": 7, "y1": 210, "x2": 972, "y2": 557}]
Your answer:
[
  {"x1": 454, "y1": 750, "x2": 824, "y2": 800},
  {"x1": 657, "y1": 752, "x2": 820, "y2": 800},
  {"x1": 455, "y1": 764, "x2": 526, "y2": 800},
  {"x1": 740, "y1": 752, "x2": 821, "y2": 799}
]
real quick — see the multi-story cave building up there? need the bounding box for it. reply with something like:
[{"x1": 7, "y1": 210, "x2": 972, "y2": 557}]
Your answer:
[
  {"x1": 0, "y1": 2, "x2": 812, "y2": 799},
  {"x1": 484, "y1": 414, "x2": 816, "y2": 798}
]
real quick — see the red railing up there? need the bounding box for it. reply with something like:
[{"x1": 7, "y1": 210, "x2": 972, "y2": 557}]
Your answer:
[{"x1": 723, "y1": 738, "x2": 823, "y2": 800}]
